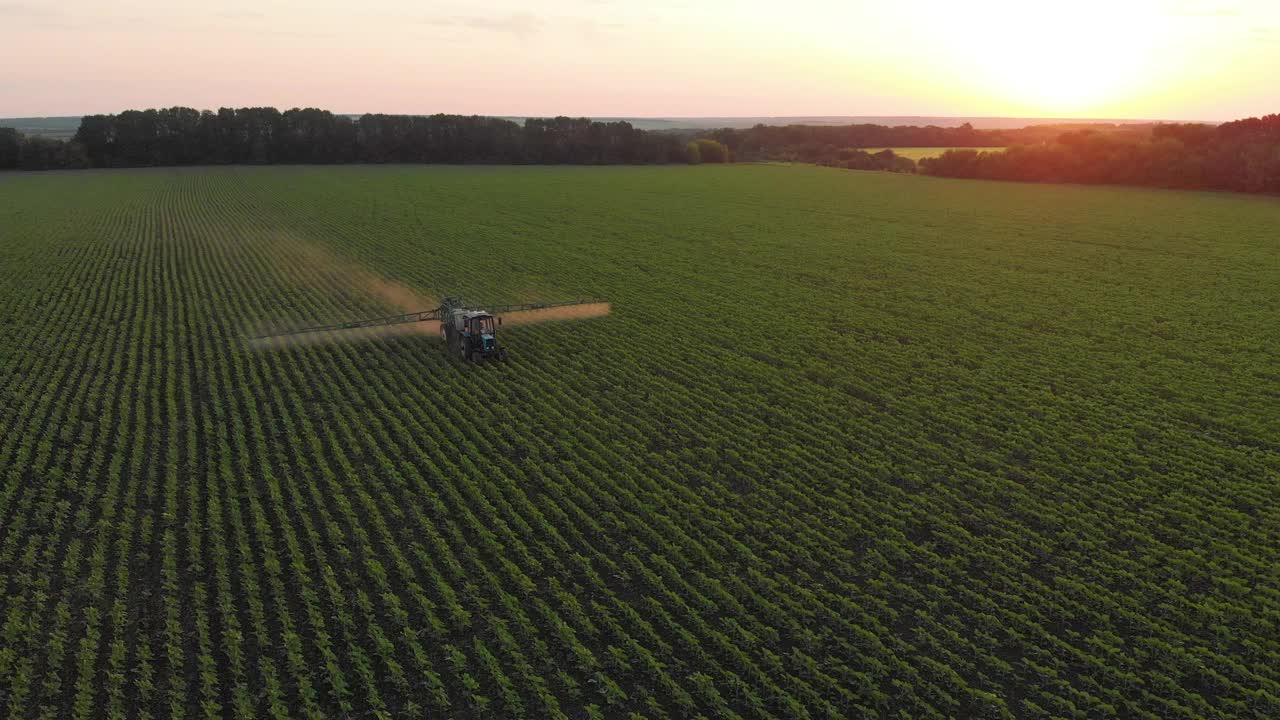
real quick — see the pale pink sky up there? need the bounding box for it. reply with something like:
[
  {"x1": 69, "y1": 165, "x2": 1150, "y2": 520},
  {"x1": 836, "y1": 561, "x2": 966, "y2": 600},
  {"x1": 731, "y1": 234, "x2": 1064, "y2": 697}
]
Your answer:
[{"x1": 2, "y1": 0, "x2": 1277, "y2": 120}]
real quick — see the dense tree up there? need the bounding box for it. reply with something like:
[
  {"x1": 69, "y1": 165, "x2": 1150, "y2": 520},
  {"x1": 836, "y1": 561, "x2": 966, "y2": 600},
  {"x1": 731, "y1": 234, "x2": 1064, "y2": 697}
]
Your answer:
[
  {"x1": 67, "y1": 107, "x2": 684, "y2": 168},
  {"x1": 692, "y1": 139, "x2": 730, "y2": 163},
  {"x1": 1, "y1": 127, "x2": 85, "y2": 170},
  {"x1": 61, "y1": 107, "x2": 1138, "y2": 171},
  {"x1": 685, "y1": 141, "x2": 701, "y2": 164},
  {"x1": 7, "y1": 108, "x2": 1279, "y2": 193},
  {"x1": 722, "y1": 121, "x2": 1172, "y2": 163},
  {"x1": 920, "y1": 115, "x2": 1280, "y2": 193},
  {"x1": 0, "y1": 127, "x2": 20, "y2": 169},
  {"x1": 820, "y1": 148, "x2": 916, "y2": 173},
  {"x1": 1, "y1": 127, "x2": 90, "y2": 170}
]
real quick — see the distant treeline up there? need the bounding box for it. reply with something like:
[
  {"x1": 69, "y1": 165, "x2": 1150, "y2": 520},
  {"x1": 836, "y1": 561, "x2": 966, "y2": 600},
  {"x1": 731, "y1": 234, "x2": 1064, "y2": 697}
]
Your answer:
[
  {"x1": 0, "y1": 108, "x2": 686, "y2": 168},
  {"x1": 709, "y1": 122, "x2": 1133, "y2": 163},
  {"x1": 0, "y1": 128, "x2": 79, "y2": 171},
  {"x1": 0, "y1": 105, "x2": 1126, "y2": 172},
  {"x1": 0, "y1": 108, "x2": 743, "y2": 170},
  {"x1": 3, "y1": 106, "x2": 1279, "y2": 193},
  {"x1": 918, "y1": 116, "x2": 1280, "y2": 192}
]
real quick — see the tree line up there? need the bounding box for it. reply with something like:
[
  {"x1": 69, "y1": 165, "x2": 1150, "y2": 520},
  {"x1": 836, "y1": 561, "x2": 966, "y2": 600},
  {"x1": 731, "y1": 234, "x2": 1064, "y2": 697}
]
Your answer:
[
  {"x1": 714, "y1": 122, "x2": 995, "y2": 163},
  {"x1": 918, "y1": 115, "x2": 1280, "y2": 192},
  {"x1": 816, "y1": 148, "x2": 918, "y2": 173},
  {"x1": 0, "y1": 107, "x2": 733, "y2": 170},
  {"x1": 0, "y1": 127, "x2": 85, "y2": 170},
  {"x1": 4, "y1": 106, "x2": 1279, "y2": 193},
  {"x1": 0, "y1": 105, "x2": 1133, "y2": 172},
  {"x1": 705, "y1": 121, "x2": 1156, "y2": 163}
]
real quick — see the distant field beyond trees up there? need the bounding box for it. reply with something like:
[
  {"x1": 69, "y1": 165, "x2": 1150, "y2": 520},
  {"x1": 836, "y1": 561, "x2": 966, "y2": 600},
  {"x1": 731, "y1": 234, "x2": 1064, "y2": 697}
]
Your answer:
[
  {"x1": 865, "y1": 147, "x2": 1007, "y2": 160},
  {"x1": 1, "y1": 164, "x2": 1277, "y2": 718}
]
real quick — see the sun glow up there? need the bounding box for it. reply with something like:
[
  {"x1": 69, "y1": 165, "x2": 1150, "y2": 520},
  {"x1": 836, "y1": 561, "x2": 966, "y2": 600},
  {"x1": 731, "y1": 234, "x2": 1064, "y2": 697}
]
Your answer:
[
  {"x1": 1, "y1": 0, "x2": 1276, "y2": 120},
  {"x1": 928, "y1": 0, "x2": 1168, "y2": 115}
]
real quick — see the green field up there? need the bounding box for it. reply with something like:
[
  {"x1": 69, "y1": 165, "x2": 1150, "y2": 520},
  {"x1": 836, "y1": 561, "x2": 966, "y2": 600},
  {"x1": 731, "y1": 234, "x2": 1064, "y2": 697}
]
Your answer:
[
  {"x1": 1, "y1": 165, "x2": 1278, "y2": 719},
  {"x1": 868, "y1": 147, "x2": 1006, "y2": 160}
]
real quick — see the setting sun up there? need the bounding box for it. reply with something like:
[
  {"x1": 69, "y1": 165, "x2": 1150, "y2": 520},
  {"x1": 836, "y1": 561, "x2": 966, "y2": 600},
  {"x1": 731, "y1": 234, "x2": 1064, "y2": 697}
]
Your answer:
[
  {"x1": 4, "y1": 0, "x2": 1278, "y2": 120},
  {"x1": 925, "y1": 0, "x2": 1167, "y2": 114}
]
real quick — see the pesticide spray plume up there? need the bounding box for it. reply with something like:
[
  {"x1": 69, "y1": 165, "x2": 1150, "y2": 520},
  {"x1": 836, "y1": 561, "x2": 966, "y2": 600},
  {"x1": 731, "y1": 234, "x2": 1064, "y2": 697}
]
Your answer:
[
  {"x1": 248, "y1": 235, "x2": 608, "y2": 355},
  {"x1": 248, "y1": 300, "x2": 611, "y2": 353},
  {"x1": 287, "y1": 240, "x2": 436, "y2": 313},
  {"x1": 248, "y1": 235, "x2": 439, "y2": 351},
  {"x1": 500, "y1": 302, "x2": 612, "y2": 326},
  {"x1": 248, "y1": 321, "x2": 442, "y2": 351}
]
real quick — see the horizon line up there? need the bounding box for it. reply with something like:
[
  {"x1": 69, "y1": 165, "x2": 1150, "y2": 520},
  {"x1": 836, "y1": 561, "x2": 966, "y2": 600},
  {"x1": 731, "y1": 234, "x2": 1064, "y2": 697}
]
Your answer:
[{"x1": 0, "y1": 111, "x2": 1228, "y2": 125}]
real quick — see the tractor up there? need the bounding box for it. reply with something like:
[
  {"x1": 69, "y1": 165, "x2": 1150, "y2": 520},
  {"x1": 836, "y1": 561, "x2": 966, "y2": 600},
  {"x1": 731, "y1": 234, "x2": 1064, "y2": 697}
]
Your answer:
[{"x1": 439, "y1": 298, "x2": 507, "y2": 363}]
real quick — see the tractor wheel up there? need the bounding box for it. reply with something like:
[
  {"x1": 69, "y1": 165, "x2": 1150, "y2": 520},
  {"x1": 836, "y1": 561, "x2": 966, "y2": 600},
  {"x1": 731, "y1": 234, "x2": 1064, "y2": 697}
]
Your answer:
[{"x1": 471, "y1": 351, "x2": 483, "y2": 364}]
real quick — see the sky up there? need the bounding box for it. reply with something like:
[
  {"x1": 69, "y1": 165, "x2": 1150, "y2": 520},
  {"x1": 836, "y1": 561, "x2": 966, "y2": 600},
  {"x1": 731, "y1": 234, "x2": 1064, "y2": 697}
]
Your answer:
[{"x1": 1, "y1": 0, "x2": 1277, "y2": 120}]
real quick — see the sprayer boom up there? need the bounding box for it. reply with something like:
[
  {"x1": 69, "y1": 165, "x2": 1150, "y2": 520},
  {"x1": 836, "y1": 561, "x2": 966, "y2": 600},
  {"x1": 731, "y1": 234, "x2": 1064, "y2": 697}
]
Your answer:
[
  {"x1": 255, "y1": 308, "x2": 446, "y2": 339},
  {"x1": 252, "y1": 296, "x2": 606, "y2": 362}
]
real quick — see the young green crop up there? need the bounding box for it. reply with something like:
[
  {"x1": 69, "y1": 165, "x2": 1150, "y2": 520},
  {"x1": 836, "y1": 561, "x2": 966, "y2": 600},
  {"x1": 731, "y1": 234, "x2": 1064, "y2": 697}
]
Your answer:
[{"x1": 0, "y1": 164, "x2": 1277, "y2": 718}]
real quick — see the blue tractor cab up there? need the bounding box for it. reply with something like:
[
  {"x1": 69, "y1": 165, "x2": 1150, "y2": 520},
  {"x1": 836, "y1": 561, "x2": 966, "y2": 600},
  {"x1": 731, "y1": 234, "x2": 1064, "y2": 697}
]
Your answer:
[{"x1": 441, "y1": 303, "x2": 507, "y2": 362}]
